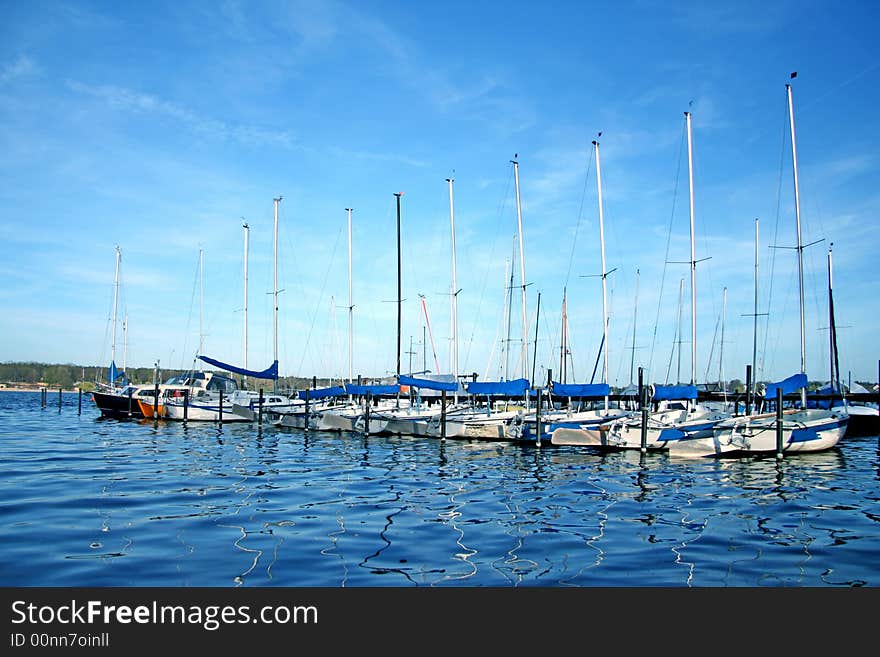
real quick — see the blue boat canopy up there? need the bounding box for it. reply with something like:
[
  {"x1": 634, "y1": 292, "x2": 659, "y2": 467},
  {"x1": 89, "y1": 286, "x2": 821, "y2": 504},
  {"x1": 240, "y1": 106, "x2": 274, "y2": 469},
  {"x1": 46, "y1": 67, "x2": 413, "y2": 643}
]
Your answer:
[
  {"x1": 466, "y1": 378, "x2": 530, "y2": 396},
  {"x1": 298, "y1": 386, "x2": 346, "y2": 400},
  {"x1": 399, "y1": 375, "x2": 459, "y2": 391},
  {"x1": 343, "y1": 383, "x2": 400, "y2": 395},
  {"x1": 197, "y1": 355, "x2": 279, "y2": 380},
  {"x1": 551, "y1": 382, "x2": 610, "y2": 397},
  {"x1": 652, "y1": 384, "x2": 698, "y2": 401},
  {"x1": 763, "y1": 373, "x2": 808, "y2": 398}
]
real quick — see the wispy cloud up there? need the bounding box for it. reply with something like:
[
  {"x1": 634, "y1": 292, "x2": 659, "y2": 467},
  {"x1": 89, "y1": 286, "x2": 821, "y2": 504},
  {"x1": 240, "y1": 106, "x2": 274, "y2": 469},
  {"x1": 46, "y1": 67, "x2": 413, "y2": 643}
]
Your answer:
[
  {"x1": 65, "y1": 80, "x2": 295, "y2": 147},
  {"x1": 0, "y1": 55, "x2": 37, "y2": 84}
]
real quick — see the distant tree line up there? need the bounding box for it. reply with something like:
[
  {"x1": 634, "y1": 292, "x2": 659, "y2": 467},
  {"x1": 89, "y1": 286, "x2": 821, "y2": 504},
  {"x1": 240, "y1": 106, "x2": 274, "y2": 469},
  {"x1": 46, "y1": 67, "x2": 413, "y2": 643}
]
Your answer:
[{"x1": 0, "y1": 361, "x2": 336, "y2": 392}]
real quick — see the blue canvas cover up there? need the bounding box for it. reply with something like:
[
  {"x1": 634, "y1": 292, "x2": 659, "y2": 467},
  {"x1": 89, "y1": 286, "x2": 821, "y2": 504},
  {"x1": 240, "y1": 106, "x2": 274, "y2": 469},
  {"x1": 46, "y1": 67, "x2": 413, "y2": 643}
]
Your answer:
[
  {"x1": 466, "y1": 378, "x2": 530, "y2": 396},
  {"x1": 298, "y1": 386, "x2": 346, "y2": 400},
  {"x1": 551, "y1": 382, "x2": 610, "y2": 397},
  {"x1": 197, "y1": 355, "x2": 279, "y2": 380},
  {"x1": 652, "y1": 384, "x2": 698, "y2": 401},
  {"x1": 399, "y1": 375, "x2": 459, "y2": 391},
  {"x1": 763, "y1": 373, "x2": 808, "y2": 398},
  {"x1": 343, "y1": 383, "x2": 400, "y2": 395}
]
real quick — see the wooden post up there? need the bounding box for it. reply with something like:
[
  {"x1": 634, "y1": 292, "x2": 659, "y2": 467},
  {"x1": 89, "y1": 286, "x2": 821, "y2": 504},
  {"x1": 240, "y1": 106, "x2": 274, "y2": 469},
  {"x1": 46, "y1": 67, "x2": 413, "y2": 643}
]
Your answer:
[
  {"x1": 304, "y1": 388, "x2": 311, "y2": 431},
  {"x1": 183, "y1": 389, "x2": 189, "y2": 422},
  {"x1": 536, "y1": 387, "x2": 542, "y2": 447},
  {"x1": 128, "y1": 388, "x2": 133, "y2": 417},
  {"x1": 58, "y1": 386, "x2": 62, "y2": 412},
  {"x1": 218, "y1": 391, "x2": 224, "y2": 424},
  {"x1": 258, "y1": 387, "x2": 264, "y2": 425},
  {"x1": 440, "y1": 390, "x2": 447, "y2": 440},
  {"x1": 745, "y1": 364, "x2": 752, "y2": 415},
  {"x1": 41, "y1": 387, "x2": 46, "y2": 408},
  {"x1": 153, "y1": 382, "x2": 159, "y2": 420},
  {"x1": 639, "y1": 367, "x2": 648, "y2": 453},
  {"x1": 365, "y1": 391, "x2": 371, "y2": 434},
  {"x1": 776, "y1": 387, "x2": 784, "y2": 459},
  {"x1": 78, "y1": 387, "x2": 82, "y2": 415}
]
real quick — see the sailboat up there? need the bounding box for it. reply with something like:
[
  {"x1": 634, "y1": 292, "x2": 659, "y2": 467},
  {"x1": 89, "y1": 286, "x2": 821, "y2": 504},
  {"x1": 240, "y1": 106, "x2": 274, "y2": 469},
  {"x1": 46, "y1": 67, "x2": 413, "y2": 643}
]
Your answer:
[
  {"x1": 670, "y1": 74, "x2": 848, "y2": 457},
  {"x1": 91, "y1": 246, "x2": 152, "y2": 419},
  {"x1": 511, "y1": 136, "x2": 629, "y2": 444},
  {"x1": 553, "y1": 115, "x2": 730, "y2": 449}
]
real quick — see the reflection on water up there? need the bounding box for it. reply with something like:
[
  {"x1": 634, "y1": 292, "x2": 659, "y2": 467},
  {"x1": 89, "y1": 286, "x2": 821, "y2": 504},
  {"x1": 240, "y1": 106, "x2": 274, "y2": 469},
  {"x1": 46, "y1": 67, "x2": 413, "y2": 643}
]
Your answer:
[{"x1": 0, "y1": 391, "x2": 877, "y2": 587}]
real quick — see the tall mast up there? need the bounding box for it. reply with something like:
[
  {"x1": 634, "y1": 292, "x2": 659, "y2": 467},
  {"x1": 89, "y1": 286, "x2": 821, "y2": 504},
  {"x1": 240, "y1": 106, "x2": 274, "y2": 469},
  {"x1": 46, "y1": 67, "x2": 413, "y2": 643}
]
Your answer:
[
  {"x1": 560, "y1": 288, "x2": 568, "y2": 384},
  {"x1": 719, "y1": 286, "x2": 727, "y2": 391},
  {"x1": 273, "y1": 196, "x2": 282, "y2": 392},
  {"x1": 243, "y1": 221, "x2": 249, "y2": 385},
  {"x1": 122, "y1": 313, "x2": 128, "y2": 376},
  {"x1": 752, "y1": 218, "x2": 760, "y2": 399},
  {"x1": 593, "y1": 138, "x2": 610, "y2": 407},
  {"x1": 786, "y1": 76, "x2": 807, "y2": 408},
  {"x1": 394, "y1": 193, "x2": 403, "y2": 389},
  {"x1": 446, "y1": 177, "x2": 459, "y2": 400},
  {"x1": 512, "y1": 157, "x2": 529, "y2": 380},
  {"x1": 198, "y1": 247, "x2": 204, "y2": 356},
  {"x1": 828, "y1": 244, "x2": 838, "y2": 391},
  {"x1": 346, "y1": 207, "x2": 353, "y2": 383},
  {"x1": 111, "y1": 245, "x2": 121, "y2": 372},
  {"x1": 685, "y1": 111, "x2": 697, "y2": 388}
]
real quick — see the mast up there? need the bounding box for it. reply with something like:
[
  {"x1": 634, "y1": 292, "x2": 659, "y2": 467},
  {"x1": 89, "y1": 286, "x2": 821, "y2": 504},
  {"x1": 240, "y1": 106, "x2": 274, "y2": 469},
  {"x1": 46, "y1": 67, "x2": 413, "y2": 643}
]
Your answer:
[
  {"x1": 446, "y1": 177, "x2": 459, "y2": 401},
  {"x1": 593, "y1": 139, "x2": 610, "y2": 409},
  {"x1": 719, "y1": 286, "x2": 727, "y2": 393},
  {"x1": 346, "y1": 207, "x2": 353, "y2": 383},
  {"x1": 394, "y1": 192, "x2": 403, "y2": 399},
  {"x1": 828, "y1": 244, "x2": 839, "y2": 392},
  {"x1": 242, "y1": 221, "x2": 249, "y2": 386},
  {"x1": 685, "y1": 111, "x2": 697, "y2": 388},
  {"x1": 560, "y1": 288, "x2": 568, "y2": 384},
  {"x1": 122, "y1": 313, "x2": 128, "y2": 378},
  {"x1": 512, "y1": 157, "x2": 529, "y2": 380},
  {"x1": 786, "y1": 76, "x2": 808, "y2": 408},
  {"x1": 273, "y1": 196, "x2": 282, "y2": 393},
  {"x1": 198, "y1": 247, "x2": 204, "y2": 357},
  {"x1": 111, "y1": 245, "x2": 121, "y2": 377},
  {"x1": 752, "y1": 218, "x2": 759, "y2": 400}
]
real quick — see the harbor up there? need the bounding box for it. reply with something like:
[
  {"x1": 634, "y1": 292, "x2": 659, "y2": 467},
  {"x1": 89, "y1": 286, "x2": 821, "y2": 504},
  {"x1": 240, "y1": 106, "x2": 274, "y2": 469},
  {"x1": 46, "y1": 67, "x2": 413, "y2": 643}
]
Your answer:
[{"x1": 1, "y1": 390, "x2": 878, "y2": 587}]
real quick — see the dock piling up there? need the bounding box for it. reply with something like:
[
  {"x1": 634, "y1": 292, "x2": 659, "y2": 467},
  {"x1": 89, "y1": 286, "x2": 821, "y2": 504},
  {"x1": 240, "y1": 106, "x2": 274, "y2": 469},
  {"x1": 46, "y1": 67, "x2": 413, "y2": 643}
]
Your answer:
[
  {"x1": 440, "y1": 390, "x2": 447, "y2": 440},
  {"x1": 776, "y1": 387, "x2": 784, "y2": 459},
  {"x1": 639, "y1": 367, "x2": 647, "y2": 453},
  {"x1": 78, "y1": 387, "x2": 82, "y2": 415}
]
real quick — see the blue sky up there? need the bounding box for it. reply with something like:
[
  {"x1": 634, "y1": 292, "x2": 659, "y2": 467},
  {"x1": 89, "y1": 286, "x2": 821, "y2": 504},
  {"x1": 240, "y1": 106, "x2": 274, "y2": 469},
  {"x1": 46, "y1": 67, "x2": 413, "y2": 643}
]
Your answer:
[{"x1": 1, "y1": 0, "x2": 878, "y2": 387}]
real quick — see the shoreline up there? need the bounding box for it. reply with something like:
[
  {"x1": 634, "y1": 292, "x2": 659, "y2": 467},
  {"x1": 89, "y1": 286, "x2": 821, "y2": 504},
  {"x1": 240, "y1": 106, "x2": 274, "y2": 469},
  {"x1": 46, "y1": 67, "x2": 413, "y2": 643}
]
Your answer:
[{"x1": 0, "y1": 387, "x2": 89, "y2": 394}]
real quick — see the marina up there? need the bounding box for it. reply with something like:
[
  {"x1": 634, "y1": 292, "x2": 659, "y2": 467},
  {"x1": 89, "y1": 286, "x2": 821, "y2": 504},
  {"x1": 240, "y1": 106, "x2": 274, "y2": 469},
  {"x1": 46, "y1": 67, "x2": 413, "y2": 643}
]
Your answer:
[{"x1": 1, "y1": 390, "x2": 878, "y2": 587}]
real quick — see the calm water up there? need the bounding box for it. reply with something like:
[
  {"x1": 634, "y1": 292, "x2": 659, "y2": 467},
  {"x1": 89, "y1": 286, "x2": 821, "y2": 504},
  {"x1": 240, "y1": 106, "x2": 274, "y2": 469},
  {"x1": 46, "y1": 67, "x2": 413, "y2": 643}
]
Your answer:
[{"x1": 1, "y1": 391, "x2": 878, "y2": 587}]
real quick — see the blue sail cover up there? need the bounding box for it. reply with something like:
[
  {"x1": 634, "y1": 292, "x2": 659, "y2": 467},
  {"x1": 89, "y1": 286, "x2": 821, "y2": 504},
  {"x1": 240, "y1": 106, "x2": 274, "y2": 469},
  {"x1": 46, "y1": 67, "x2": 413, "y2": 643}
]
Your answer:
[
  {"x1": 399, "y1": 375, "x2": 459, "y2": 391},
  {"x1": 466, "y1": 378, "x2": 530, "y2": 396},
  {"x1": 343, "y1": 383, "x2": 400, "y2": 395},
  {"x1": 298, "y1": 386, "x2": 346, "y2": 400},
  {"x1": 652, "y1": 384, "x2": 698, "y2": 401},
  {"x1": 551, "y1": 382, "x2": 610, "y2": 397},
  {"x1": 763, "y1": 373, "x2": 808, "y2": 398},
  {"x1": 197, "y1": 355, "x2": 279, "y2": 380},
  {"x1": 108, "y1": 360, "x2": 118, "y2": 384}
]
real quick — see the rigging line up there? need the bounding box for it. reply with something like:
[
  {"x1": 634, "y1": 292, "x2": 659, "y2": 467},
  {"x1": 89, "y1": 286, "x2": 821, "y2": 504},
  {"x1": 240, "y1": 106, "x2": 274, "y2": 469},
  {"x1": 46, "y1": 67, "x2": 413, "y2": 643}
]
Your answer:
[
  {"x1": 297, "y1": 223, "x2": 344, "y2": 376},
  {"x1": 648, "y1": 118, "x2": 686, "y2": 381},
  {"x1": 462, "y1": 163, "x2": 513, "y2": 376},
  {"x1": 564, "y1": 146, "x2": 595, "y2": 289},
  {"x1": 180, "y1": 250, "x2": 201, "y2": 370}
]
